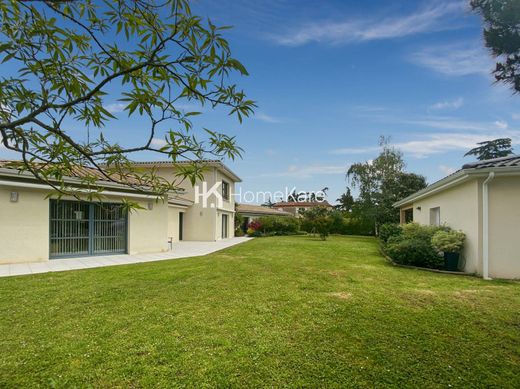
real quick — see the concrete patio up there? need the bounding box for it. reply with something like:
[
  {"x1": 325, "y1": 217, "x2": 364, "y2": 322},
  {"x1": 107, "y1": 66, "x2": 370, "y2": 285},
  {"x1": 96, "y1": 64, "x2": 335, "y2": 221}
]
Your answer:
[{"x1": 0, "y1": 237, "x2": 252, "y2": 278}]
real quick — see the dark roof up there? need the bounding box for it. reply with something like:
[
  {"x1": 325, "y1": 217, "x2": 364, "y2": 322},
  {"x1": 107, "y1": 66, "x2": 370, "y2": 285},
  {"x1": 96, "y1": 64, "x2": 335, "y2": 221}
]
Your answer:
[
  {"x1": 272, "y1": 201, "x2": 333, "y2": 208},
  {"x1": 394, "y1": 154, "x2": 520, "y2": 207},
  {"x1": 462, "y1": 154, "x2": 520, "y2": 169}
]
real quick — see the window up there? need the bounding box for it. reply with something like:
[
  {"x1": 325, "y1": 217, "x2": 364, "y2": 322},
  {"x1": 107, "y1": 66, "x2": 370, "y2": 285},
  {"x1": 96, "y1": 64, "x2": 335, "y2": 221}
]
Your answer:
[
  {"x1": 402, "y1": 208, "x2": 413, "y2": 223},
  {"x1": 429, "y1": 207, "x2": 440, "y2": 226},
  {"x1": 222, "y1": 181, "x2": 230, "y2": 200}
]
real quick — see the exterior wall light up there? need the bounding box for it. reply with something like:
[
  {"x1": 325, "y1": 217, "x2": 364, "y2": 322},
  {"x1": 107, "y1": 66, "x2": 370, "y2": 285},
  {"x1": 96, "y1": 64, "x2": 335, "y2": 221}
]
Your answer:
[
  {"x1": 147, "y1": 201, "x2": 154, "y2": 210},
  {"x1": 10, "y1": 192, "x2": 18, "y2": 203},
  {"x1": 416, "y1": 206, "x2": 422, "y2": 211}
]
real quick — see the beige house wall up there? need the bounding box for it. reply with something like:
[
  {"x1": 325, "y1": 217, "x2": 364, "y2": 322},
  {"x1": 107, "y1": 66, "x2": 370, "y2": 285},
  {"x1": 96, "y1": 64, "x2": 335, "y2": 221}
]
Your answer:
[
  {"x1": 155, "y1": 165, "x2": 237, "y2": 241},
  {"x1": 167, "y1": 206, "x2": 183, "y2": 243},
  {"x1": 488, "y1": 177, "x2": 520, "y2": 279},
  {"x1": 0, "y1": 185, "x2": 168, "y2": 263},
  {"x1": 127, "y1": 199, "x2": 168, "y2": 255},
  {"x1": 404, "y1": 180, "x2": 482, "y2": 275},
  {"x1": 0, "y1": 187, "x2": 49, "y2": 264}
]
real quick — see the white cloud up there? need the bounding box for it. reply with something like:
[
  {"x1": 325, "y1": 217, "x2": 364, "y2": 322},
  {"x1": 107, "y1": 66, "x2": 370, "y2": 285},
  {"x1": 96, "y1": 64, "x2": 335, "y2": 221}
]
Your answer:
[
  {"x1": 150, "y1": 138, "x2": 167, "y2": 148},
  {"x1": 429, "y1": 97, "x2": 464, "y2": 111},
  {"x1": 403, "y1": 117, "x2": 506, "y2": 132},
  {"x1": 439, "y1": 164, "x2": 457, "y2": 175},
  {"x1": 272, "y1": 1, "x2": 465, "y2": 46},
  {"x1": 495, "y1": 120, "x2": 508, "y2": 129},
  {"x1": 332, "y1": 131, "x2": 520, "y2": 158},
  {"x1": 410, "y1": 43, "x2": 492, "y2": 76},
  {"x1": 254, "y1": 112, "x2": 283, "y2": 123},
  {"x1": 105, "y1": 103, "x2": 126, "y2": 114},
  {"x1": 265, "y1": 164, "x2": 347, "y2": 179},
  {"x1": 512, "y1": 113, "x2": 520, "y2": 120}
]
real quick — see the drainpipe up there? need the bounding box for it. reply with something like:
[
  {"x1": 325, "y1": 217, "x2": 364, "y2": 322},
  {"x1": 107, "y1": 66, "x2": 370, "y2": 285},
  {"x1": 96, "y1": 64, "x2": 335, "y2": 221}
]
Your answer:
[{"x1": 482, "y1": 171, "x2": 495, "y2": 280}]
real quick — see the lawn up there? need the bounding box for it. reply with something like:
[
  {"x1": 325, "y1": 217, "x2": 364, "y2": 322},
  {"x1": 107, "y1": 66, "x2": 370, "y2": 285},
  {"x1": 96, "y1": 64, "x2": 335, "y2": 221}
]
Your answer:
[{"x1": 1, "y1": 236, "x2": 519, "y2": 388}]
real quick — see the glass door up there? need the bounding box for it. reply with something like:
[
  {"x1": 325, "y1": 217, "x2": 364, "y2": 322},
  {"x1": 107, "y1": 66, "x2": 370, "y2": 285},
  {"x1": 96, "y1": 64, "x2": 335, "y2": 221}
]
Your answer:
[
  {"x1": 50, "y1": 200, "x2": 127, "y2": 258},
  {"x1": 222, "y1": 214, "x2": 228, "y2": 239}
]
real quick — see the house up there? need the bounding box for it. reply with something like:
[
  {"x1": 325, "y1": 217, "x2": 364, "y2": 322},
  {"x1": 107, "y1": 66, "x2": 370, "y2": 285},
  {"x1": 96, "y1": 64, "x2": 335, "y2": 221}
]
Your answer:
[
  {"x1": 0, "y1": 160, "x2": 240, "y2": 264},
  {"x1": 394, "y1": 155, "x2": 520, "y2": 280},
  {"x1": 272, "y1": 201, "x2": 334, "y2": 217},
  {"x1": 236, "y1": 203, "x2": 291, "y2": 231}
]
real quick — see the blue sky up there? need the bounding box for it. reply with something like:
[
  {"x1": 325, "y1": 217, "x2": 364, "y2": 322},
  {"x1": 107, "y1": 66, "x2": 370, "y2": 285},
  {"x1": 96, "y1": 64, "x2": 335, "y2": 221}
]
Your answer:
[
  {"x1": 2, "y1": 0, "x2": 519, "y2": 204},
  {"x1": 190, "y1": 0, "x2": 519, "y2": 203}
]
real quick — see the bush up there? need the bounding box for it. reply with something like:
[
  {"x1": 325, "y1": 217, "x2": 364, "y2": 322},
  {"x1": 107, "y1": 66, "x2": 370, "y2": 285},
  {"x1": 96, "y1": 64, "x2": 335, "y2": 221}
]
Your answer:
[
  {"x1": 300, "y1": 207, "x2": 333, "y2": 240},
  {"x1": 257, "y1": 216, "x2": 300, "y2": 235},
  {"x1": 301, "y1": 210, "x2": 374, "y2": 236},
  {"x1": 431, "y1": 230, "x2": 465, "y2": 253},
  {"x1": 248, "y1": 220, "x2": 262, "y2": 231},
  {"x1": 379, "y1": 223, "x2": 401, "y2": 243},
  {"x1": 384, "y1": 223, "x2": 447, "y2": 269},
  {"x1": 246, "y1": 228, "x2": 262, "y2": 237}
]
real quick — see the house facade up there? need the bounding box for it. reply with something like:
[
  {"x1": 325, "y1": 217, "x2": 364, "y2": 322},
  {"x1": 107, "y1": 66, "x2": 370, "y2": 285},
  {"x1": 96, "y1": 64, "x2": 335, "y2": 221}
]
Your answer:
[
  {"x1": 271, "y1": 201, "x2": 334, "y2": 217},
  {"x1": 394, "y1": 155, "x2": 520, "y2": 280},
  {"x1": 0, "y1": 160, "x2": 240, "y2": 264}
]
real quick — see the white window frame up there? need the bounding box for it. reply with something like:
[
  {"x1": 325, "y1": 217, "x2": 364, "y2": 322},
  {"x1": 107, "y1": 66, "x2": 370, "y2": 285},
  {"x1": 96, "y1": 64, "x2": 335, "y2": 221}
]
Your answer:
[{"x1": 429, "y1": 207, "x2": 440, "y2": 226}]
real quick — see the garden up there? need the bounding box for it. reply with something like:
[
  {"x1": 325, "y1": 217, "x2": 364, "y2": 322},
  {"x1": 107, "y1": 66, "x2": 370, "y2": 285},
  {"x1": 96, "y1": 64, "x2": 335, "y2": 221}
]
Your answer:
[{"x1": 1, "y1": 235, "x2": 519, "y2": 387}]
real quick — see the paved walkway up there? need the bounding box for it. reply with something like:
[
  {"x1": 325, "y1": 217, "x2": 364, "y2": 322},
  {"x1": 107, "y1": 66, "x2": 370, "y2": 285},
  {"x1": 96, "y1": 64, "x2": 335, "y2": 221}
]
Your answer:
[{"x1": 0, "y1": 237, "x2": 252, "y2": 278}]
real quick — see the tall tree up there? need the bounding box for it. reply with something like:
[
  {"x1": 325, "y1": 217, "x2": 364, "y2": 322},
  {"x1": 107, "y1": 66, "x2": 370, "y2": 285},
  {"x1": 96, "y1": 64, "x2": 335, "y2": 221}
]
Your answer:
[
  {"x1": 464, "y1": 138, "x2": 513, "y2": 160},
  {"x1": 0, "y1": 0, "x2": 255, "y2": 204},
  {"x1": 471, "y1": 0, "x2": 520, "y2": 93},
  {"x1": 335, "y1": 188, "x2": 354, "y2": 212},
  {"x1": 347, "y1": 138, "x2": 426, "y2": 230}
]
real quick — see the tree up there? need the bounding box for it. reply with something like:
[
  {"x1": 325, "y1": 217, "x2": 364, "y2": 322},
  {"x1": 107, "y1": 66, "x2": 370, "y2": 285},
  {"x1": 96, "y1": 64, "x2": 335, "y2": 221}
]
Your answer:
[
  {"x1": 0, "y1": 0, "x2": 255, "y2": 205},
  {"x1": 335, "y1": 188, "x2": 354, "y2": 212},
  {"x1": 471, "y1": 0, "x2": 520, "y2": 93},
  {"x1": 464, "y1": 138, "x2": 513, "y2": 160},
  {"x1": 377, "y1": 172, "x2": 427, "y2": 223},
  {"x1": 347, "y1": 138, "x2": 426, "y2": 231},
  {"x1": 300, "y1": 206, "x2": 333, "y2": 240}
]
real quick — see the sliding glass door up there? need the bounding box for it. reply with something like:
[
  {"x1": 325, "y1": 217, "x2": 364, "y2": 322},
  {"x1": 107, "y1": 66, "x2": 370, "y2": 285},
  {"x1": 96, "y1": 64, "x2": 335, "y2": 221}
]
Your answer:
[{"x1": 50, "y1": 200, "x2": 127, "y2": 258}]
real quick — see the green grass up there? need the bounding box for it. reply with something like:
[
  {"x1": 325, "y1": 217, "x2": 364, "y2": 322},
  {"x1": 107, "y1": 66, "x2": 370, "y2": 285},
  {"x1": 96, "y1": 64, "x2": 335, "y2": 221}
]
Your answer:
[{"x1": 1, "y1": 236, "x2": 519, "y2": 388}]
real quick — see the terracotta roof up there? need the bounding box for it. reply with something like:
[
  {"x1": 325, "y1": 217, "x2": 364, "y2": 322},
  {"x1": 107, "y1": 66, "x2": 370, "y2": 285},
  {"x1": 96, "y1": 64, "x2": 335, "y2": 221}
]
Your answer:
[
  {"x1": 128, "y1": 160, "x2": 241, "y2": 182},
  {"x1": 236, "y1": 203, "x2": 292, "y2": 216},
  {"x1": 0, "y1": 160, "x2": 140, "y2": 186},
  {"x1": 272, "y1": 201, "x2": 333, "y2": 208},
  {"x1": 462, "y1": 154, "x2": 520, "y2": 169}
]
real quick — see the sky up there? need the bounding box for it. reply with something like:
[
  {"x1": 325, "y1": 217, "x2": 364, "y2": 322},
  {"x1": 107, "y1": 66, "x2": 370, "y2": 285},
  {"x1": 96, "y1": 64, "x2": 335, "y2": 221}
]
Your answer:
[{"x1": 2, "y1": 0, "x2": 519, "y2": 204}]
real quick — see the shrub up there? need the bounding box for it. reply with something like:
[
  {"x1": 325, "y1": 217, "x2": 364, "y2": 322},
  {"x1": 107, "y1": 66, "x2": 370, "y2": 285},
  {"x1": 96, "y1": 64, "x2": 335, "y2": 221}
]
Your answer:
[
  {"x1": 300, "y1": 207, "x2": 333, "y2": 240},
  {"x1": 248, "y1": 220, "x2": 262, "y2": 231},
  {"x1": 314, "y1": 216, "x2": 333, "y2": 240},
  {"x1": 379, "y1": 223, "x2": 402, "y2": 243},
  {"x1": 246, "y1": 228, "x2": 261, "y2": 237},
  {"x1": 384, "y1": 223, "x2": 447, "y2": 269},
  {"x1": 431, "y1": 230, "x2": 465, "y2": 253},
  {"x1": 257, "y1": 216, "x2": 300, "y2": 235},
  {"x1": 301, "y1": 210, "x2": 374, "y2": 236}
]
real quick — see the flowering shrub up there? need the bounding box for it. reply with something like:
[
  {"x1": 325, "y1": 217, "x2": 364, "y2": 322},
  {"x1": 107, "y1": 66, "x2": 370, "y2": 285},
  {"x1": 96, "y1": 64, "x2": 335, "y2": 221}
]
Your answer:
[
  {"x1": 248, "y1": 220, "x2": 262, "y2": 231},
  {"x1": 431, "y1": 230, "x2": 465, "y2": 253}
]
